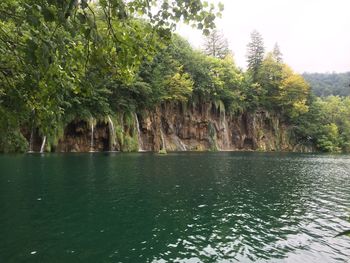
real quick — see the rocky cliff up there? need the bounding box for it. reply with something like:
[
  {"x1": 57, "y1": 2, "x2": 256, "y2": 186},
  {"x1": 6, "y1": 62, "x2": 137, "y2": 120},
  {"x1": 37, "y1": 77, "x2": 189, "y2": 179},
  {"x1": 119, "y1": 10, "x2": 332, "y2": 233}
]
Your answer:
[
  {"x1": 137, "y1": 102, "x2": 302, "y2": 152},
  {"x1": 26, "y1": 102, "x2": 314, "y2": 153}
]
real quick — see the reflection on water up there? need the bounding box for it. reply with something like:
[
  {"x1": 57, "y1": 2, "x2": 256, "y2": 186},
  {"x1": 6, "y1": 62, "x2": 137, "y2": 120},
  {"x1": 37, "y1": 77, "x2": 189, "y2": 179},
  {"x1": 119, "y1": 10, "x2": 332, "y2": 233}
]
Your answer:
[{"x1": 0, "y1": 152, "x2": 349, "y2": 262}]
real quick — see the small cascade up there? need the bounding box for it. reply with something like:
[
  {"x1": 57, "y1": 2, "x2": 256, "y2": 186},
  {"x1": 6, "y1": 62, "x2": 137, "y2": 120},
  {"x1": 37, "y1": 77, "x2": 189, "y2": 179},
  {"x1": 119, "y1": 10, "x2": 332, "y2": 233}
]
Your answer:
[
  {"x1": 160, "y1": 128, "x2": 166, "y2": 150},
  {"x1": 172, "y1": 135, "x2": 187, "y2": 151},
  {"x1": 178, "y1": 138, "x2": 187, "y2": 151},
  {"x1": 208, "y1": 121, "x2": 219, "y2": 151},
  {"x1": 28, "y1": 128, "x2": 34, "y2": 153},
  {"x1": 40, "y1": 136, "x2": 46, "y2": 153},
  {"x1": 134, "y1": 113, "x2": 144, "y2": 152},
  {"x1": 222, "y1": 114, "x2": 230, "y2": 150},
  {"x1": 90, "y1": 119, "x2": 95, "y2": 152},
  {"x1": 107, "y1": 116, "x2": 116, "y2": 151}
]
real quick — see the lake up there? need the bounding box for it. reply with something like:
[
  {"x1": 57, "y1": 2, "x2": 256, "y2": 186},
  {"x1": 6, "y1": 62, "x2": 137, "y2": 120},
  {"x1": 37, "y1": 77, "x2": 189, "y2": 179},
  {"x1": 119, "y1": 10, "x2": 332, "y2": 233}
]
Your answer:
[{"x1": 0, "y1": 152, "x2": 349, "y2": 262}]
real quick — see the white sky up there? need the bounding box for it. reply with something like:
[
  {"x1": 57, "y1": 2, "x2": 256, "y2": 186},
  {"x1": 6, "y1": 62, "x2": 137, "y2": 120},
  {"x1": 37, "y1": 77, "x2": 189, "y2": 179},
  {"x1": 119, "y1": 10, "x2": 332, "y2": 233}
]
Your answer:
[{"x1": 176, "y1": 0, "x2": 350, "y2": 73}]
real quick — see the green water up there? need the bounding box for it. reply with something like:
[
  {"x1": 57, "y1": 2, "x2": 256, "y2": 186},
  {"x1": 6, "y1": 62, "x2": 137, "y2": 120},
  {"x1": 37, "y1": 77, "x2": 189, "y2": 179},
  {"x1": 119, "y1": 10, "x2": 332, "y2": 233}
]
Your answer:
[{"x1": 0, "y1": 153, "x2": 349, "y2": 262}]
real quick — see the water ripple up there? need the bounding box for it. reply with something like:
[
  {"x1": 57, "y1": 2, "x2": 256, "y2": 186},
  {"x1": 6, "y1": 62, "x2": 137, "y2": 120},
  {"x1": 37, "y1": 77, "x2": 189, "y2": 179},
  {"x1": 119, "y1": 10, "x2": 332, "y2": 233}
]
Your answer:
[{"x1": 0, "y1": 153, "x2": 349, "y2": 262}]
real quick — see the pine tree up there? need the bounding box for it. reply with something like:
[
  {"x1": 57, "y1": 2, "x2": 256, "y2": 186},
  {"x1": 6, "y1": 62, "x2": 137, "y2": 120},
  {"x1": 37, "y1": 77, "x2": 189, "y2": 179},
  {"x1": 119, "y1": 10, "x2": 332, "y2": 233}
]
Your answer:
[
  {"x1": 272, "y1": 43, "x2": 283, "y2": 63},
  {"x1": 246, "y1": 30, "x2": 265, "y2": 81},
  {"x1": 203, "y1": 29, "x2": 230, "y2": 59}
]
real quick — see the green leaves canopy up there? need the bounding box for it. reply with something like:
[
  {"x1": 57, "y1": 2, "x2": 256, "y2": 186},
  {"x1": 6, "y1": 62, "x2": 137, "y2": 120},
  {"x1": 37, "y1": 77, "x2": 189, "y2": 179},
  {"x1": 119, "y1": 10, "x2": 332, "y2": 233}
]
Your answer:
[{"x1": 0, "y1": 0, "x2": 222, "y2": 152}]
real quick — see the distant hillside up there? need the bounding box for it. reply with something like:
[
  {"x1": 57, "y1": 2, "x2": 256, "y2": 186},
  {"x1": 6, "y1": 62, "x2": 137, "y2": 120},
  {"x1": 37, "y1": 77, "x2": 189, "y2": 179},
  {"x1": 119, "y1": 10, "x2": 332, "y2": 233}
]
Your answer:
[{"x1": 302, "y1": 72, "x2": 350, "y2": 97}]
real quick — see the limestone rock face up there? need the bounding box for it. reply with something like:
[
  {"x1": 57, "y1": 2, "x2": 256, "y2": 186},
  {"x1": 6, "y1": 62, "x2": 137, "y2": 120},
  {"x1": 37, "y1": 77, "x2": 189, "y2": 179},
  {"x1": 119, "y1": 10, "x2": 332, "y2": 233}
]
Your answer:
[
  {"x1": 136, "y1": 103, "x2": 296, "y2": 152},
  {"x1": 55, "y1": 120, "x2": 109, "y2": 152},
  {"x1": 45, "y1": 102, "x2": 314, "y2": 153}
]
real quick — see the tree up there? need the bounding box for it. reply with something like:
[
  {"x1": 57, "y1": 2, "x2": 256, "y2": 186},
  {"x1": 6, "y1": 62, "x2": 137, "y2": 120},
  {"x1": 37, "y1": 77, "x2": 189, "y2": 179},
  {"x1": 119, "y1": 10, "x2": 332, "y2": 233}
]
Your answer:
[
  {"x1": 272, "y1": 43, "x2": 283, "y2": 63},
  {"x1": 246, "y1": 30, "x2": 265, "y2": 82},
  {"x1": 294, "y1": 96, "x2": 350, "y2": 152},
  {"x1": 257, "y1": 52, "x2": 284, "y2": 109},
  {"x1": 278, "y1": 65, "x2": 310, "y2": 119},
  {"x1": 203, "y1": 29, "x2": 230, "y2": 59},
  {"x1": 0, "y1": 0, "x2": 223, "y2": 152},
  {"x1": 137, "y1": 35, "x2": 244, "y2": 111},
  {"x1": 302, "y1": 72, "x2": 350, "y2": 97}
]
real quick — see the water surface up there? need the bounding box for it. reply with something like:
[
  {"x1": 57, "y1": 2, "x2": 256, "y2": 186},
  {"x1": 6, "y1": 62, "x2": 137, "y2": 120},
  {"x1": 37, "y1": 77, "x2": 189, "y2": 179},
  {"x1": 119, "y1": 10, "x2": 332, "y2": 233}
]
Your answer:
[{"x1": 0, "y1": 152, "x2": 349, "y2": 262}]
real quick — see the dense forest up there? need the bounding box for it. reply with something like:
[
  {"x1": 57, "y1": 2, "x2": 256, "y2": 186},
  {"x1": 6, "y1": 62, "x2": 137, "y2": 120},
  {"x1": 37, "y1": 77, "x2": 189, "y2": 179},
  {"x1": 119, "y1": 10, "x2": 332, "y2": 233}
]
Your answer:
[
  {"x1": 0, "y1": 0, "x2": 349, "y2": 153},
  {"x1": 303, "y1": 72, "x2": 350, "y2": 97}
]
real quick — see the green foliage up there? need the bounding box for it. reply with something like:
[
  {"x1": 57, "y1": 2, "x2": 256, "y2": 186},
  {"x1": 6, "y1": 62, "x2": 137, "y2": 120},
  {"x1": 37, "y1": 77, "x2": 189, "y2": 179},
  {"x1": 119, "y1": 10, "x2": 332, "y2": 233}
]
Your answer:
[
  {"x1": 109, "y1": 112, "x2": 139, "y2": 152},
  {"x1": 256, "y1": 52, "x2": 310, "y2": 119},
  {"x1": 246, "y1": 30, "x2": 265, "y2": 82},
  {"x1": 135, "y1": 35, "x2": 245, "y2": 113},
  {"x1": 158, "y1": 149, "x2": 167, "y2": 154},
  {"x1": 294, "y1": 96, "x2": 350, "y2": 152},
  {"x1": 0, "y1": 0, "x2": 221, "y2": 152},
  {"x1": 1, "y1": 2, "x2": 349, "y2": 154},
  {"x1": 123, "y1": 134, "x2": 139, "y2": 152},
  {"x1": 175, "y1": 45, "x2": 245, "y2": 113},
  {"x1": 0, "y1": 108, "x2": 28, "y2": 153},
  {"x1": 303, "y1": 72, "x2": 350, "y2": 97},
  {"x1": 257, "y1": 52, "x2": 284, "y2": 109},
  {"x1": 317, "y1": 123, "x2": 341, "y2": 152},
  {"x1": 278, "y1": 66, "x2": 310, "y2": 119},
  {"x1": 272, "y1": 43, "x2": 283, "y2": 63},
  {"x1": 0, "y1": 128, "x2": 28, "y2": 153},
  {"x1": 213, "y1": 99, "x2": 225, "y2": 116},
  {"x1": 203, "y1": 29, "x2": 230, "y2": 59},
  {"x1": 162, "y1": 67, "x2": 194, "y2": 102}
]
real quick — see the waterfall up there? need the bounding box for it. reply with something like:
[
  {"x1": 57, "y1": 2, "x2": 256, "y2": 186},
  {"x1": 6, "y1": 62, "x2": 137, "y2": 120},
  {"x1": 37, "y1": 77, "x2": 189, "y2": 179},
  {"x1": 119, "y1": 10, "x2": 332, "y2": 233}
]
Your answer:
[
  {"x1": 40, "y1": 136, "x2": 46, "y2": 153},
  {"x1": 208, "y1": 121, "x2": 219, "y2": 151},
  {"x1": 90, "y1": 119, "x2": 94, "y2": 152},
  {"x1": 172, "y1": 134, "x2": 187, "y2": 151},
  {"x1": 134, "y1": 113, "x2": 144, "y2": 152},
  {"x1": 178, "y1": 138, "x2": 187, "y2": 151},
  {"x1": 222, "y1": 114, "x2": 230, "y2": 150},
  {"x1": 160, "y1": 128, "x2": 166, "y2": 150},
  {"x1": 28, "y1": 128, "x2": 34, "y2": 153},
  {"x1": 107, "y1": 116, "x2": 116, "y2": 151}
]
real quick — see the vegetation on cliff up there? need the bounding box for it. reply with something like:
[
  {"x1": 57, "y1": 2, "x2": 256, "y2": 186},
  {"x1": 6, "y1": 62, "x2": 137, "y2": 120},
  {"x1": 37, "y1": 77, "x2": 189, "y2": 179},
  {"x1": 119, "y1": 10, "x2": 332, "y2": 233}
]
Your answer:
[
  {"x1": 0, "y1": 0, "x2": 349, "y2": 153},
  {"x1": 0, "y1": 0, "x2": 221, "y2": 152}
]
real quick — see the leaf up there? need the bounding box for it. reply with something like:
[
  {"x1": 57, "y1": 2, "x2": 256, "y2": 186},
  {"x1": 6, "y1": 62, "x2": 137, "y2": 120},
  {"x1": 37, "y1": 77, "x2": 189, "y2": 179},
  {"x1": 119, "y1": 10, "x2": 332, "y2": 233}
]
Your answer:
[
  {"x1": 81, "y1": 0, "x2": 88, "y2": 9},
  {"x1": 203, "y1": 29, "x2": 210, "y2": 36},
  {"x1": 218, "y1": 2, "x2": 225, "y2": 12},
  {"x1": 77, "y1": 13, "x2": 86, "y2": 24}
]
